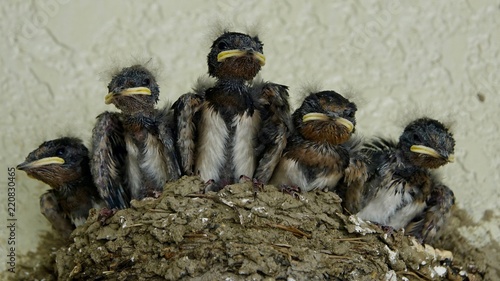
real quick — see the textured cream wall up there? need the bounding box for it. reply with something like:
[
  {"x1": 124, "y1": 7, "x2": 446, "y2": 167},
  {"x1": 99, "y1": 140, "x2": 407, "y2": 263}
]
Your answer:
[{"x1": 1, "y1": 0, "x2": 499, "y2": 272}]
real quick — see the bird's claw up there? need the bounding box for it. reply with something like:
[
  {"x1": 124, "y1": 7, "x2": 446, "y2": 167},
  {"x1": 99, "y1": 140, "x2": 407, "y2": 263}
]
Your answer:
[
  {"x1": 238, "y1": 175, "x2": 252, "y2": 183},
  {"x1": 279, "y1": 184, "x2": 302, "y2": 200},
  {"x1": 252, "y1": 178, "x2": 264, "y2": 198},
  {"x1": 152, "y1": 190, "x2": 162, "y2": 198},
  {"x1": 98, "y1": 207, "x2": 117, "y2": 225},
  {"x1": 239, "y1": 175, "x2": 264, "y2": 197},
  {"x1": 381, "y1": 225, "x2": 396, "y2": 235},
  {"x1": 372, "y1": 222, "x2": 396, "y2": 238},
  {"x1": 203, "y1": 179, "x2": 217, "y2": 193}
]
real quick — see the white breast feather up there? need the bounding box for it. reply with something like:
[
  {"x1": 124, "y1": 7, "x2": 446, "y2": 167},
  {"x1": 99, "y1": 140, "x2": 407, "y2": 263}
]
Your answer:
[
  {"x1": 309, "y1": 172, "x2": 343, "y2": 192},
  {"x1": 232, "y1": 111, "x2": 260, "y2": 179},
  {"x1": 270, "y1": 159, "x2": 308, "y2": 190},
  {"x1": 387, "y1": 194, "x2": 426, "y2": 229},
  {"x1": 357, "y1": 182, "x2": 406, "y2": 226},
  {"x1": 125, "y1": 135, "x2": 142, "y2": 199},
  {"x1": 270, "y1": 157, "x2": 342, "y2": 192},
  {"x1": 285, "y1": 160, "x2": 310, "y2": 190},
  {"x1": 196, "y1": 106, "x2": 229, "y2": 182},
  {"x1": 141, "y1": 133, "x2": 168, "y2": 186}
]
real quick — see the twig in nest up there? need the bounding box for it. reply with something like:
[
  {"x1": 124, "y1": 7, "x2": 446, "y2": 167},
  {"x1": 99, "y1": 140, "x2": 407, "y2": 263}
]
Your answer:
[
  {"x1": 184, "y1": 233, "x2": 209, "y2": 239},
  {"x1": 273, "y1": 243, "x2": 292, "y2": 248},
  {"x1": 331, "y1": 237, "x2": 367, "y2": 241},
  {"x1": 271, "y1": 243, "x2": 297, "y2": 262},
  {"x1": 110, "y1": 259, "x2": 134, "y2": 271},
  {"x1": 162, "y1": 246, "x2": 178, "y2": 259},
  {"x1": 179, "y1": 243, "x2": 199, "y2": 251},
  {"x1": 331, "y1": 237, "x2": 368, "y2": 244},
  {"x1": 268, "y1": 223, "x2": 312, "y2": 238},
  {"x1": 319, "y1": 249, "x2": 351, "y2": 258},
  {"x1": 186, "y1": 193, "x2": 213, "y2": 198},
  {"x1": 343, "y1": 208, "x2": 353, "y2": 215},
  {"x1": 327, "y1": 255, "x2": 351, "y2": 260},
  {"x1": 148, "y1": 208, "x2": 171, "y2": 213},
  {"x1": 186, "y1": 193, "x2": 245, "y2": 225},
  {"x1": 123, "y1": 223, "x2": 144, "y2": 228},
  {"x1": 396, "y1": 270, "x2": 430, "y2": 281}
]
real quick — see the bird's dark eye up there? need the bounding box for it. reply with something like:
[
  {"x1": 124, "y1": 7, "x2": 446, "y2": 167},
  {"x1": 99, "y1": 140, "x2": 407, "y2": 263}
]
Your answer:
[
  {"x1": 412, "y1": 133, "x2": 422, "y2": 143},
  {"x1": 141, "y1": 78, "x2": 150, "y2": 86},
  {"x1": 125, "y1": 80, "x2": 135, "y2": 88},
  {"x1": 218, "y1": 41, "x2": 228, "y2": 50},
  {"x1": 346, "y1": 110, "x2": 355, "y2": 118},
  {"x1": 55, "y1": 148, "x2": 65, "y2": 156}
]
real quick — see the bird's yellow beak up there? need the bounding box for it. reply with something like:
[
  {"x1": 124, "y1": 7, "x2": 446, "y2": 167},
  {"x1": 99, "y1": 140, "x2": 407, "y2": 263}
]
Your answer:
[
  {"x1": 17, "y1": 157, "x2": 65, "y2": 170},
  {"x1": 303, "y1": 112, "x2": 329, "y2": 122},
  {"x1": 104, "y1": 87, "x2": 152, "y2": 104},
  {"x1": 217, "y1": 49, "x2": 266, "y2": 66},
  {"x1": 302, "y1": 113, "x2": 354, "y2": 133},
  {"x1": 335, "y1": 117, "x2": 354, "y2": 133},
  {"x1": 410, "y1": 145, "x2": 455, "y2": 162}
]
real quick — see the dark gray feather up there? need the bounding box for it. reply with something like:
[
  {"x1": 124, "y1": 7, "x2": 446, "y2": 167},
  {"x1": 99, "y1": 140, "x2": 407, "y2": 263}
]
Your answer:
[
  {"x1": 253, "y1": 82, "x2": 291, "y2": 183},
  {"x1": 91, "y1": 112, "x2": 130, "y2": 209},
  {"x1": 40, "y1": 191, "x2": 74, "y2": 239},
  {"x1": 157, "y1": 104, "x2": 182, "y2": 180},
  {"x1": 172, "y1": 93, "x2": 204, "y2": 175}
]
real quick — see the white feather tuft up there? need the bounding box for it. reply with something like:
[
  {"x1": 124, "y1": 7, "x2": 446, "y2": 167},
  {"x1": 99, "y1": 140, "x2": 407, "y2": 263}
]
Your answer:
[
  {"x1": 292, "y1": 83, "x2": 323, "y2": 110},
  {"x1": 393, "y1": 103, "x2": 455, "y2": 134},
  {"x1": 203, "y1": 19, "x2": 263, "y2": 49},
  {"x1": 192, "y1": 75, "x2": 216, "y2": 95},
  {"x1": 98, "y1": 57, "x2": 163, "y2": 86},
  {"x1": 243, "y1": 22, "x2": 263, "y2": 40},
  {"x1": 203, "y1": 19, "x2": 234, "y2": 48},
  {"x1": 339, "y1": 86, "x2": 366, "y2": 110}
]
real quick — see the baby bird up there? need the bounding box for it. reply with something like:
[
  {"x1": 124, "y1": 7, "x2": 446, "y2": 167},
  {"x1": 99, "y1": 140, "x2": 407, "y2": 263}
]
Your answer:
[
  {"x1": 17, "y1": 137, "x2": 105, "y2": 238},
  {"x1": 356, "y1": 118, "x2": 455, "y2": 242},
  {"x1": 269, "y1": 90, "x2": 366, "y2": 195},
  {"x1": 91, "y1": 64, "x2": 181, "y2": 209},
  {"x1": 173, "y1": 31, "x2": 290, "y2": 191}
]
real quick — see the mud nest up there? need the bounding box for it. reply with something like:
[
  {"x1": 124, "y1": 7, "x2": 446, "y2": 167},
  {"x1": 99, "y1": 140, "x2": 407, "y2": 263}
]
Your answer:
[{"x1": 7, "y1": 176, "x2": 493, "y2": 280}]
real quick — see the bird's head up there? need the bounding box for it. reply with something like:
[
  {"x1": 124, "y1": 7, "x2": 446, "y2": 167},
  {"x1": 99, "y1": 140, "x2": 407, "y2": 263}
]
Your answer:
[
  {"x1": 105, "y1": 64, "x2": 159, "y2": 114},
  {"x1": 207, "y1": 32, "x2": 265, "y2": 80},
  {"x1": 294, "y1": 91, "x2": 357, "y2": 145},
  {"x1": 17, "y1": 137, "x2": 90, "y2": 190},
  {"x1": 399, "y1": 118, "x2": 455, "y2": 169}
]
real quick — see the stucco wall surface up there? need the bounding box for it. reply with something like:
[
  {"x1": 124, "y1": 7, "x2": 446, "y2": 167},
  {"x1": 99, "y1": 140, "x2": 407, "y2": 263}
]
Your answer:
[{"x1": 0, "y1": 0, "x2": 498, "y2": 273}]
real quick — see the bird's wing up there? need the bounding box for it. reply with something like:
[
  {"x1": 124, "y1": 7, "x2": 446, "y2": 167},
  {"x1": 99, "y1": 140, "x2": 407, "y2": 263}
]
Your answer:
[
  {"x1": 357, "y1": 138, "x2": 397, "y2": 206},
  {"x1": 252, "y1": 82, "x2": 292, "y2": 183},
  {"x1": 156, "y1": 104, "x2": 182, "y2": 180},
  {"x1": 91, "y1": 112, "x2": 130, "y2": 209},
  {"x1": 405, "y1": 181, "x2": 455, "y2": 243},
  {"x1": 337, "y1": 136, "x2": 369, "y2": 213},
  {"x1": 342, "y1": 136, "x2": 369, "y2": 186},
  {"x1": 362, "y1": 138, "x2": 396, "y2": 174},
  {"x1": 40, "y1": 191, "x2": 74, "y2": 239},
  {"x1": 172, "y1": 93, "x2": 204, "y2": 175}
]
